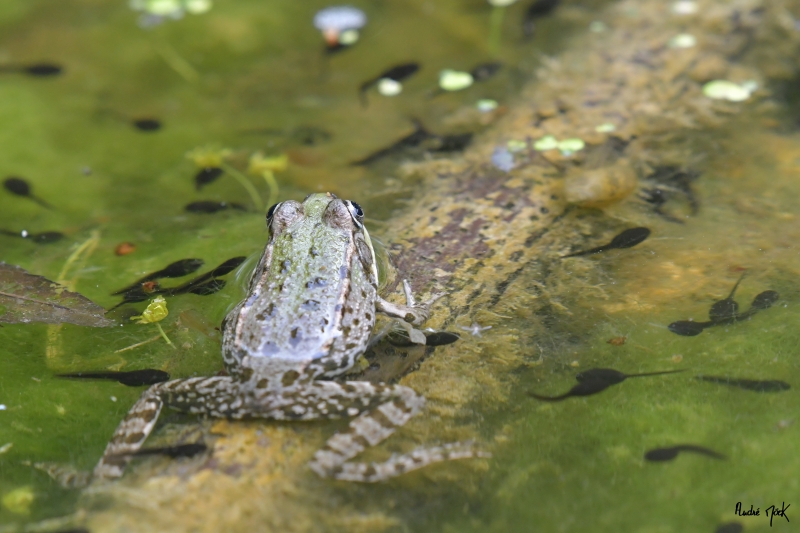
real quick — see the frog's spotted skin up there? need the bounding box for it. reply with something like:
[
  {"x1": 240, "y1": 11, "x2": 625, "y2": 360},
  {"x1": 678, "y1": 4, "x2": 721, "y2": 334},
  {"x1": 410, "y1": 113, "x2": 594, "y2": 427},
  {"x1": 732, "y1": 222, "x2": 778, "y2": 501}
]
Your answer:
[{"x1": 94, "y1": 193, "x2": 482, "y2": 482}]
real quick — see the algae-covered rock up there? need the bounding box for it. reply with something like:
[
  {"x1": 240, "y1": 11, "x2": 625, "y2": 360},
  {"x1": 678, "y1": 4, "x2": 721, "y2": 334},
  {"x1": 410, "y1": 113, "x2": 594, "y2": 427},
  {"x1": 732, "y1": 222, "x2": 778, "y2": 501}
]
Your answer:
[{"x1": 564, "y1": 159, "x2": 638, "y2": 208}]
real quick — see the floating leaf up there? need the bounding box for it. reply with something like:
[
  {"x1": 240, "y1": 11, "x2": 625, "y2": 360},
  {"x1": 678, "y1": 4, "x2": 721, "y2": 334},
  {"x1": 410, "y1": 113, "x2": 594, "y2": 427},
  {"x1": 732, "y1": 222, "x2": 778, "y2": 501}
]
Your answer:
[{"x1": 0, "y1": 263, "x2": 114, "y2": 327}]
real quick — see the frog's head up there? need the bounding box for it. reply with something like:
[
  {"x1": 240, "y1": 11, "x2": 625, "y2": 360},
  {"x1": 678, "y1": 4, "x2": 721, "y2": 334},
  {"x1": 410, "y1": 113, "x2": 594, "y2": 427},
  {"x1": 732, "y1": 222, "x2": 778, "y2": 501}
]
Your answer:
[{"x1": 266, "y1": 193, "x2": 365, "y2": 234}]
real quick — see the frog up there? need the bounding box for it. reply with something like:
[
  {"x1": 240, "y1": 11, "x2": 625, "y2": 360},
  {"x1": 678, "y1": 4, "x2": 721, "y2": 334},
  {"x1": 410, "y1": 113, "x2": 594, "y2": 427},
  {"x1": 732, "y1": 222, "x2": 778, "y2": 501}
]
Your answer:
[{"x1": 93, "y1": 193, "x2": 481, "y2": 483}]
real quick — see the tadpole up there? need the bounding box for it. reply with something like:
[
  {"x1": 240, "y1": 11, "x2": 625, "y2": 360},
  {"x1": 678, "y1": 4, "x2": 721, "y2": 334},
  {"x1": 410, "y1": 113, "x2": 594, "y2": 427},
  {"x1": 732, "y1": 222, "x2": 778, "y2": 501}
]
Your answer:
[
  {"x1": 3, "y1": 176, "x2": 53, "y2": 209},
  {"x1": 194, "y1": 167, "x2": 224, "y2": 190},
  {"x1": 529, "y1": 367, "x2": 684, "y2": 401},
  {"x1": 57, "y1": 369, "x2": 170, "y2": 387},
  {"x1": 132, "y1": 118, "x2": 162, "y2": 132},
  {"x1": 522, "y1": 0, "x2": 561, "y2": 38},
  {"x1": 708, "y1": 273, "x2": 745, "y2": 321},
  {"x1": 644, "y1": 444, "x2": 726, "y2": 462},
  {"x1": 470, "y1": 62, "x2": 502, "y2": 82},
  {"x1": 668, "y1": 284, "x2": 780, "y2": 337},
  {"x1": 112, "y1": 258, "x2": 205, "y2": 295},
  {"x1": 0, "y1": 62, "x2": 63, "y2": 77},
  {"x1": 359, "y1": 62, "x2": 420, "y2": 106},
  {"x1": 0, "y1": 229, "x2": 64, "y2": 244},
  {"x1": 561, "y1": 227, "x2": 651, "y2": 258},
  {"x1": 118, "y1": 442, "x2": 207, "y2": 459}
]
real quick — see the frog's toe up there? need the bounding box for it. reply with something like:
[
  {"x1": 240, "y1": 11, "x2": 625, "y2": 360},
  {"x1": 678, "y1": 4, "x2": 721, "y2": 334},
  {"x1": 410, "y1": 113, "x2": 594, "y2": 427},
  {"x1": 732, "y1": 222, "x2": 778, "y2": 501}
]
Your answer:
[{"x1": 32, "y1": 461, "x2": 91, "y2": 489}]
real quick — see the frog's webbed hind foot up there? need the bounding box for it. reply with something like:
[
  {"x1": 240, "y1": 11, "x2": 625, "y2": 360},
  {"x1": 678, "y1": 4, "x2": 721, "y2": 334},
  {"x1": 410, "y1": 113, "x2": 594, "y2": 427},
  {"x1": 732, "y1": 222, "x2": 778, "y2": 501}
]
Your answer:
[
  {"x1": 93, "y1": 376, "x2": 239, "y2": 481},
  {"x1": 32, "y1": 462, "x2": 91, "y2": 489},
  {"x1": 308, "y1": 384, "x2": 487, "y2": 482},
  {"x1": 376, "y1": 279, "x2": 445, "y2": 326},
  {"x1": 314, "y1": 440, "x2": 486, "y2": 482}
]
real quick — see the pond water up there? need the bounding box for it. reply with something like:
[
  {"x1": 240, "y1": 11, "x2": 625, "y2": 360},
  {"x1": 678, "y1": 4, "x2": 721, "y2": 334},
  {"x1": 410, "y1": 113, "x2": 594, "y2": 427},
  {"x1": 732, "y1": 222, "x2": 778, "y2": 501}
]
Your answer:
[{"x1": 1, "y1": 1, "x2": 798, "y2": 532}]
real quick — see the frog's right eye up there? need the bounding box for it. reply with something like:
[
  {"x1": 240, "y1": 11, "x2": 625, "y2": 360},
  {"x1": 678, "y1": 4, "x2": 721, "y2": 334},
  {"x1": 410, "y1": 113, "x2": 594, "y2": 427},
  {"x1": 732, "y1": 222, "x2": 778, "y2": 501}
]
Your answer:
[
  {"x1": 345, "y1": 200, "x2": 365, "y2": 228},
  {"x1": 266, "y1": 202, "x2": 280, "y2": 226}
]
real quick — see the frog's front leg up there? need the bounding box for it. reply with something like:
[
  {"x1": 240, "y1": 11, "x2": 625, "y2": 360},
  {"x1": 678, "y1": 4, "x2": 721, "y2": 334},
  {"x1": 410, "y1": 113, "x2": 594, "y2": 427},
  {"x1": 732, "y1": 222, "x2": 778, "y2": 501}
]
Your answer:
[{"x1": 376, "y1": 280, "x2": 444, "y2": 326}]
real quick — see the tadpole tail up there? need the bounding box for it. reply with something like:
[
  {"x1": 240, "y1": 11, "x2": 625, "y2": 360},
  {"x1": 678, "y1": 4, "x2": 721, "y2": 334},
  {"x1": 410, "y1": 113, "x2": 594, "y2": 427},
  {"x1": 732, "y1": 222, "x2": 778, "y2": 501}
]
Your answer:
[
  {"x1": 675, "y1": 444, "x2": 726, "y2": 460},
  {"x1": 627, "y1": 369, "x2": 687, "y2": 378},
  {"x1": 30, "y1": 195, "x2": 54, "y2": 210},
  {"x1": 528, "y1": 391, "x2": 571, "y2": 402},
  {"x1": 208, "y1": 256, "x2": 246, "y2": 277},
  {"x1": 727, "y1": 272, "x2": 747, "y2": 299},
  {"x1": 56, "y1": 372, "x2": 121, "y2": 381},
  {"x1": 561, "y1": 245, "x2": 604, "y2": 258}
]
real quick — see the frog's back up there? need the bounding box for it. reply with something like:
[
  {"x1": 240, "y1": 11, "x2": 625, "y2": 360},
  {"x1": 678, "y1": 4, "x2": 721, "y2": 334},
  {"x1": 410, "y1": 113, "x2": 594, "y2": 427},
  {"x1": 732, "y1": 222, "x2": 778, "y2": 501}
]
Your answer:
[{"x1": 222, "y1": 194, "x2": 377, "y2": 374}]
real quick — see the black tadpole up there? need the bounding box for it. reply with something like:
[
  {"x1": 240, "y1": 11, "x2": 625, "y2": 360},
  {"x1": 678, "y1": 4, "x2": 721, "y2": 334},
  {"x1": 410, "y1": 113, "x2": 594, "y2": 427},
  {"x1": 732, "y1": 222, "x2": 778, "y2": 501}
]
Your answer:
[
  {"x1": 562, "y1": 227, "x2": 651, "y2": 258},
  {"x1": 351, "y1": 120, "x2": 472, "y2": 165},
  {"x1": 351, "y1": 121, "x2": 434, "y2": 165},
  {"x1": 644, "y1": 444, "x2": 726, "y2": 462},
  {"x1": 667, "y1": 320, "x2": 708, "y2": 336},
  {"x1": 194, "y1": 167, "x2": 224, "y2": 190},
  {"x1": 708, "y1": 273, "x2": 745, "y2": 321},
  {"x1": 112, "y1": 258, "x2": 204, "y2": 295},
  {"x1": 164, "y1": 257, "x2": 245, "y2": 294},
  {"x1": 668, "y1": 286, "x2": 780, "y2": 337},
  {"x1": 696, "y1": 375, "x2": 790, "y2": 393},
  {"x1": 528, "y1": 377, "x2": 616, "y2": 401},
  {"x1": 359, "y1": 62, "x2": 420, "y2": 106},
  {"x1": 424, "y1": 331, "x2": 461, "y2": 346},
  {"x1": 0, "y1": 62, "x2": 63, "y2": 77},
  {"x1": 117, "y1": 442, "x2": 208, "y2": 459},
  {"x1": 57, "y1": 369, "x2": 170, "y2": 387},
  {"x1": 749, "y1": 290, "x2": 779, "y2": 311},
  {"x1": 0, "y1": 229, "x2": 64, "y2": 244},
  {"x1": 529, "y1": 367, "x2": 684, "y2": 401},
  {"x1": 187, "y1": 278, "x2": 227, "y2": 296},
  {"x1": 577, "y1": 367, "x2": 685, "y2": 383},
  {"x1": 388, "y1": 330, "x2": 461, "y2": 347},
  {"x1": 109, "y1": 257, "x2": 245, "y2": 309},
  {"x1": 522, "y1": 0, "x2": 561, "y2": 38},
  {"x1": 3, "y1": 176, "x2": 53, "y2": 209},
  {"x1": 132, "y1": 118, "x2": 162, "y2": 132},
  {"x1": 470, "y1": 62, "x2": 502, "y2": 82}
]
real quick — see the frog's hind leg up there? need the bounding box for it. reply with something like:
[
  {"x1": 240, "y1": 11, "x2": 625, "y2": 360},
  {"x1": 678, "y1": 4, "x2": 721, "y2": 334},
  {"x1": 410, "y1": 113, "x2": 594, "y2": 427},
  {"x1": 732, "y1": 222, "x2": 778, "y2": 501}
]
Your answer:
[
  {"x1": 307, "y1": 382, "x2": 482, "y2": 482},
  {"x1": 93, "y1": 376, "x2": 241, "y2": 481}
]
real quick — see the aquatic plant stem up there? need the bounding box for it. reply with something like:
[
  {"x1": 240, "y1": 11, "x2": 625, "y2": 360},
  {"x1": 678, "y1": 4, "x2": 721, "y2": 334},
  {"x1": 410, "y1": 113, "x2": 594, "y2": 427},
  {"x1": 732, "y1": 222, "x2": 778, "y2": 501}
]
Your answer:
[
  {"x1": 155, "y1": 323, "x2": 175, "y2": 349},
  {"x1": 57, "y1": 230, "x2": 101, "y2": 288},
  {"x1": 219, "y1": 162, "x2": 265, "y2": 212},
  {"x1": 261, "y1": 170, "x2": 279, "y2": 208},
  {"x1": 153, "y1": 39, "x2": 198, "y2": 82},
  {"x1": 488, "y1": 6, "x2": 506, "y2": 56},
  {"x1": 113, "y1": 332, "x2": 164, "y2": 353},
  {"x1": 47, "y1": 230, "x2": 102, "y2": 362}
]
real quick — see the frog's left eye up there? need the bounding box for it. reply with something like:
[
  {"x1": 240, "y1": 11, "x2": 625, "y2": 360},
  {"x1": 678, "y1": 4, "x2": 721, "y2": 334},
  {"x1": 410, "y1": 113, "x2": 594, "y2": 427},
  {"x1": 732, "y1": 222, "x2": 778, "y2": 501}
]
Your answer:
[{"x1": 346, "y1": 201, "x2": 364, "y2": 227}]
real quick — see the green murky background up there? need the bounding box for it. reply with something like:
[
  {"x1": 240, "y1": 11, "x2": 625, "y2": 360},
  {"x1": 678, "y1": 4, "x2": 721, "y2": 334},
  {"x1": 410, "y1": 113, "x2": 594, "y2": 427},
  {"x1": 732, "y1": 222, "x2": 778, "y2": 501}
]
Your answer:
[{"x1": 1, "y1": 1, "x2": 799, "y2": 532}]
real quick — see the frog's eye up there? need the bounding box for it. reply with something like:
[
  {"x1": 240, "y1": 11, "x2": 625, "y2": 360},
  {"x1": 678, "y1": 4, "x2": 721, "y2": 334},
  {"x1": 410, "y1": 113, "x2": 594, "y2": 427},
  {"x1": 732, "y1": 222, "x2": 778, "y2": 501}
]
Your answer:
[
  {"x1": 266, "y1": 202, "x2": 280, "y2": 226},
  {"x1": 346, "y1": 200, "x2": 364, "y2": 228}
]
